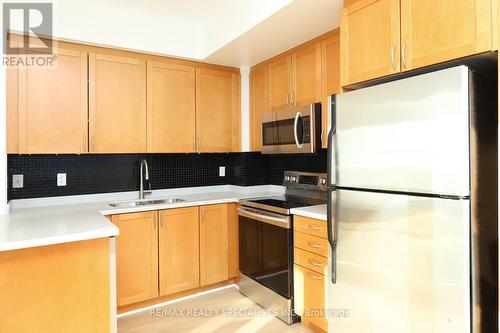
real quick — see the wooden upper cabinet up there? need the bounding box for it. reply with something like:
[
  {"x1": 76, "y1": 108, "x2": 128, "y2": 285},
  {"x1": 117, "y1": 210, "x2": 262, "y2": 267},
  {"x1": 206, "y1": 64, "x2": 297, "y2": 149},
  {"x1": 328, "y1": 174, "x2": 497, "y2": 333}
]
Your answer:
[
  {"x1": 112, "y1": 211, "x2": 158, "y2": 307},
  {"x1": 249, "y1": 64, "x2": 268, "y2": 151},
  {"x1": 199, "y1": 204, "x2": 229, "y2": 286},
  {"x1": 400, "y1": 0, "x2": 493, "y2": 71},
  {"x1": 147, "y1": 61, "x2": 196, "y2": 153},
  {"x1": 341, "y1": 0, "x2": 401, "y2": 86},
  {"x1": 6, "y1": 64, "x2": 19, "y2": 154},
  {"x1": 195, "y1": 68, "x2": 240, "y2": 152},
  {"x1": 268, "y1": 55, "x2": 292, "y2": 111},
  {"x1": 292, "y1": 43, "x2": 321, "y2": 107},
  {"x1": 158, "y1": 207, "x2": 199, "y2": 296},
  {"x1": 15, "y1": 47, "x2": 88, "y2": 153},
  {"x1": 321, "y1": 32, "x2": 341, "y2": 149},
  {"x1": 89, "y1": 53, "x2": 147, "y2": 153}
]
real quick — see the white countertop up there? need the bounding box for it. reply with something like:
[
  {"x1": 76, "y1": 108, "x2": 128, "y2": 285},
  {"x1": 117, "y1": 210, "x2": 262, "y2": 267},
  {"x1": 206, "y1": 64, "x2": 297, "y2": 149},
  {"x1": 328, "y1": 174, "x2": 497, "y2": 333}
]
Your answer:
[
  {"x1": 290, "y1": 204, "x2": 327, "y2": 221},
  {"x1": 1, "y1": 185, "x2": 284, "y2": 252}
]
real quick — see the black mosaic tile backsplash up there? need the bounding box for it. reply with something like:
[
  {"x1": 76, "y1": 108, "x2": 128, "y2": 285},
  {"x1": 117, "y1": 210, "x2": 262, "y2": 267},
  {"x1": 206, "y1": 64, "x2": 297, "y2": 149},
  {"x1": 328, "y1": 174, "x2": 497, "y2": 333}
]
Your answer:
[{"x1": 7, "y1": 150, "x2": 327, "y2": 200}]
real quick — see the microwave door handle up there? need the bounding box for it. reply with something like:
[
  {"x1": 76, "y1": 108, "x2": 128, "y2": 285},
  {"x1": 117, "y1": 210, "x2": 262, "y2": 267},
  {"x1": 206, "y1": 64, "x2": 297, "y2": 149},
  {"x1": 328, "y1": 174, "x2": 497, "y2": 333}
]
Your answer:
[{"x1": 294, "y1": 112, "x2": 303, "y2": 149}]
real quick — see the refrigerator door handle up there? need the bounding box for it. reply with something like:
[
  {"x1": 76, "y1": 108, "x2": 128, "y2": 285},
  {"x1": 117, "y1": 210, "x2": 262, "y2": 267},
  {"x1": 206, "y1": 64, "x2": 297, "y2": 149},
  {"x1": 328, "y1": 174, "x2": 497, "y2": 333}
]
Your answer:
[
  {"x1": 327, "y1": 189, "x2": 338, "y2": 283},
  {"x1": 327, "y1": 95, "x2": 337, "y2": 186}
]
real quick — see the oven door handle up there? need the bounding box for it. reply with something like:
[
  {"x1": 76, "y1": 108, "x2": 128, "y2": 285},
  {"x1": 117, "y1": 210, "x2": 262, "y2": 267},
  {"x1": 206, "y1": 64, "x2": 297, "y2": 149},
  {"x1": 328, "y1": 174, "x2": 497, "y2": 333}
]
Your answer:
[
  {"x1": 238, "y1": 206, "x2": 290, "y2": 229},
  {"x1": 294, "y1": 111, "x2": 303, "y2": 149}
]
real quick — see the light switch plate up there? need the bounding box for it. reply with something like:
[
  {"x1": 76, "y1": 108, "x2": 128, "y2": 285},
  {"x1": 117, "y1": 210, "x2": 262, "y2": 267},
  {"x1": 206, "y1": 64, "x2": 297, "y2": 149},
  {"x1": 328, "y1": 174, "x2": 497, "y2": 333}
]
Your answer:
[
  {"x1": 12, "y1": 174, "x2": 23, "y2": 188},
  {"x1": 57, "y1": 173, "x2": 66, "y2": 186},
  {"x1": 219, "y1": 166, "x2": 225, "y2": 177}
]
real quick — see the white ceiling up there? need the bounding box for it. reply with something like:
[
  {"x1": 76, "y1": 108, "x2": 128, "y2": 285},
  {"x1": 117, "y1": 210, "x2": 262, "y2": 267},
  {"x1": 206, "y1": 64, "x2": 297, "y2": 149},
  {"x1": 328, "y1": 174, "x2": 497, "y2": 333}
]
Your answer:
[
  {"x1": 20, "y1": 0, "x2": 342, "y2": 67},
  {"x1": 204, "y1": 0, "x2": 343, "y2": 67}
]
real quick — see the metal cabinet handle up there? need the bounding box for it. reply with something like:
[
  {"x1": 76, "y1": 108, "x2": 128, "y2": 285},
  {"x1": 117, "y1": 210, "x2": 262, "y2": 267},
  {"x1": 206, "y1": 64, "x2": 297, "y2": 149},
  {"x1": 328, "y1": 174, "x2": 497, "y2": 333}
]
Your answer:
[
  {"x1": 391, "y1": 45, "x2": 397, "y2": 71},
  {"x1": 402, "y1": 42, "x2": 407, "y2": 69},
  {"x1": 308, "y1": 259, "x2": 323, "y2": 267},
  {"x1": 291, "y1": 90, "x2": 295, "y2": 106},
  {"x1": 307, "y1": 224, "x2": 324, "y2": 231},
  {"x1": 307, "y1": 271, "x2": 323, "y2": 280},
  {"x1": 307, "y1": 241, "x2": 324, "y2": 249}
]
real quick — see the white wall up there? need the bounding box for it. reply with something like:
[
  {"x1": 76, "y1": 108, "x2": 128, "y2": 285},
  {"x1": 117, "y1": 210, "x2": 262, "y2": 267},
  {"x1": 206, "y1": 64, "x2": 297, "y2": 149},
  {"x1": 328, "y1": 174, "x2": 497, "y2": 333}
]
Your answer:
[{"x1": 240, "y1": 66, "x2": 250, "y2": 152}]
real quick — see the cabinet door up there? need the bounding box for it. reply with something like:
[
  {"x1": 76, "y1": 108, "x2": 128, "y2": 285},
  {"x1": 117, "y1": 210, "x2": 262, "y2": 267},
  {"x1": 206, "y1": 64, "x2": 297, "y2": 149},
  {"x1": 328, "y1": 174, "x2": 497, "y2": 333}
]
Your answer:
[
  {"x1": 6, "y1": 63, "x2": 18, "y2": 153},
  {"x1": 400, "y1": 0, "x2": 492, "y2": 71},
  {"x1": 147, "y1": 61, "x2": 196, "y2": 152},
  {"x1": 196, "y1": 68, "x2": 240, "y2": 152},
  {"x1": 294, "y1": 264, "x2": 328, "y2": 332},
  {"x1": 321, "y1": 33, "x2": 341, "y2": 149},
  {"x1": 17, "y1": 47, "x2": 87, "y2": 153},
  {"x1": 340, "y1": 0, "x2": 401, "y2": 86},
  {"x1": 112, "y1": 211, "x2": 158, "y2": 306},
  {"x1": 249, "y1": 64, "x2": 268, "y2": 151},
  {"x1": 292, "y1": 43, "x2": 321, "y2": 107},
  {"x1": 89, "y1": 53, "x2": 146, "y2": 153},
  {"x1": 227, "y1": 203, "x2": 239, "y2": 279},
  {"x1": 268, "y1": 55, "x2": 292, "y2": 111},
  {"x1": 158, "y1": 207, "x2": 199, "y2": 296},
  {"x1": 199, "y1": 204, "x2": 229, "y2": 286}
]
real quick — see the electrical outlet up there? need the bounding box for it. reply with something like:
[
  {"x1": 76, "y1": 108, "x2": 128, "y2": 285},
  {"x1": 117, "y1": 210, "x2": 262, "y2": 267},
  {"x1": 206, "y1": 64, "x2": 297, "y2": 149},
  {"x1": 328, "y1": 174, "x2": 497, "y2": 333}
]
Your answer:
[
  {"x1": 12, "y1": 174, "x2": 23, "y2": 188},
  {"x1": 57, "y1": 173, "x2": 66, "y2": 186},
  {"x1": 219, "y1": 166, "x2": 226, "y2": 177}
]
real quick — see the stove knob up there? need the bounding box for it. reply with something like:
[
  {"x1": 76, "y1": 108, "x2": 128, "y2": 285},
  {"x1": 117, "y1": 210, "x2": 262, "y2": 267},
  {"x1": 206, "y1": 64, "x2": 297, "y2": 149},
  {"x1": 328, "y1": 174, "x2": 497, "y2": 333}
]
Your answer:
[
  {"x1": 320, "y1": 178, "x2": 327, "y2": 185},
  {"x1": 291, "y1": 176, "x2": 297, "y2": 182},
  {"x1": 285, "y1": 176, "x2": 290, "y2": 182}
]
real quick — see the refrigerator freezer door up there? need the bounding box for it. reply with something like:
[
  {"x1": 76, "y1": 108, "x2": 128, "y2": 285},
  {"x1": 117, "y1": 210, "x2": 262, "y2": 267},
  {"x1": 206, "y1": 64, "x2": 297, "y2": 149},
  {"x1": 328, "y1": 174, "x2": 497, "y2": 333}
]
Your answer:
[
  {"x1": 335, "y1": 66, "x2": 470, "y2": 196},
  {"x1": 327, "y1": 189, "x2": 470, "y2": 333}
]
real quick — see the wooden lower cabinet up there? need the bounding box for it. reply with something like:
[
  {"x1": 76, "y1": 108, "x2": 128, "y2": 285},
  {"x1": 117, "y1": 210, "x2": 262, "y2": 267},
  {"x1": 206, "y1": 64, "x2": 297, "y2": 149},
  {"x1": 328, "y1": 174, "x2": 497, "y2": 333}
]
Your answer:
[
  {"x1": 158, "y1": 207, "x2": 200, "y2": 296},
  {"x1": 294, "y1": 264, "x2": 328, "y2": 333},
  {"x1": 112, "y1": 211, "x2": 158, "y2": 307},
  {"x1": 0, "y1": 238, "x2": 110, "y2": 332},
  {"x1": 112, "y1": 203, "x2": 237, "y2": 309},
  {"x1": 294, "y1": 215, "x2": 328, "y2": 333},
  {"x1": 200, "y1": 204, "x2": 229, "y2": 286}
]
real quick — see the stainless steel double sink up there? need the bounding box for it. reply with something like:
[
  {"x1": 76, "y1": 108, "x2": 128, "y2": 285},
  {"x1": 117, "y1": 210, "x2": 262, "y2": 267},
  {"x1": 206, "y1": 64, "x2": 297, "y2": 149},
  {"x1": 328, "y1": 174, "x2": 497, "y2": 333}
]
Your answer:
[{"x1": 108, "y1": 198, "x2": 185, "y2": 208}]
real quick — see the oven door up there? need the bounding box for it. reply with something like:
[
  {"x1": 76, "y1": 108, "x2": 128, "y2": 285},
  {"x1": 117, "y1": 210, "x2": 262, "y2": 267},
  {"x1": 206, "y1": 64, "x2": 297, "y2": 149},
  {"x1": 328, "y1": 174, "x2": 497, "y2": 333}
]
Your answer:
[
  {"x1": 261, "y1": 112, "x2": 278, "y2": 153},
  {"x1": 238, "y1": 205, "x2": 293, "y2": 299}
]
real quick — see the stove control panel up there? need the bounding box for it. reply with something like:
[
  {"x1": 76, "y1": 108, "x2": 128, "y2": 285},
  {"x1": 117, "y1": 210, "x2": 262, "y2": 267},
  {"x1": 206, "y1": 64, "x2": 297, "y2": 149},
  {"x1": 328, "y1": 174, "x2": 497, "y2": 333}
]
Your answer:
[{"x1": 283, "y1": 171, "x2": 328, "y2": 191}]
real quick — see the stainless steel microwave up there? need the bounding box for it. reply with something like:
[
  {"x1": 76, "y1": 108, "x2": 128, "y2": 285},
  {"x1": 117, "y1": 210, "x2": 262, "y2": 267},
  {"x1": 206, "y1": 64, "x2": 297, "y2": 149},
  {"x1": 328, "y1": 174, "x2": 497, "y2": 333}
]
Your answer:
[{"x1": 261, "y1": 103, "x2": 321, "y2": 154}]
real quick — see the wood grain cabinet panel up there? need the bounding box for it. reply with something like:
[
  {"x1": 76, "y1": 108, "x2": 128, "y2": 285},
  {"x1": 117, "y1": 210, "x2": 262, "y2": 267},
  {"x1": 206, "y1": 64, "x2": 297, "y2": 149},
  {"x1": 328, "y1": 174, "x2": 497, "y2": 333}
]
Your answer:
[
  {"x1": 400, "y1": 0, "x2": 493, "y2": 71},
  {"x1": 158, "y1": 207, "x2": 200, "y2": 296},
  {"x1": 292, "y1": 42, "x2": 321, "y2": 107},
  {"x1": 340, "y1": 0, "x2": 401, "y2": 86},
  {"x1": 199, "y1": 204, "x2": 229, "y2": 286},
  {"x1": 16, "y1": 47, "x2": 88, "y2": 153},
  {"x1": 6, "y1": 64, "x2": 19, "y2": 153},
  {"x1": 268, "y1": 55, "x2": 293, "y2": 111},
  {"x1": 112, "y1": 211, "x2": 158, "y2": 306},
  {"x1": 195, "y1": 68, "x2": 240, "y2": 152},
  {"x1": 89, "y1": 53, "x2": 147, "y2": 153},
  {"x1": 0, "y1": 239, "x2": 110, "y2": 332},
  {"x1": 227, "y1": 203, "x2": 239, "y2": 278},
  {"x1": 249, "y1": 64, "x2": 268, "y2": 151},
  {"x1": 321, "y1": 33, "x2": 341, "y2": 148},
  {"x1": 147, "y1": 61, "x2": 196, "y2": 152},
  {"x1": 294, "y1": 264, "x2": 328, "y2": 333}
]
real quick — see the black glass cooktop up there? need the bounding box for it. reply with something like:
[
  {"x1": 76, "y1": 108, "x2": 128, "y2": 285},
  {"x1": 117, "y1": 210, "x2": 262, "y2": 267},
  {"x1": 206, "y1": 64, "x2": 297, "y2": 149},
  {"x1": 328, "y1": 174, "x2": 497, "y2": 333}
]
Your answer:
[{"x1": 244, "y1": 195, "x2": 326, "y2": 210}]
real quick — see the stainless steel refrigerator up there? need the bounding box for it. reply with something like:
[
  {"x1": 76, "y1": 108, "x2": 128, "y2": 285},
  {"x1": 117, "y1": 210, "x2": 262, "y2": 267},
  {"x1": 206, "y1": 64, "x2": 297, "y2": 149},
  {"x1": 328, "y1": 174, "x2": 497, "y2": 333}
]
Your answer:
[{"x1": 326, "y1": 66, "x2": 497, "y2": 333}]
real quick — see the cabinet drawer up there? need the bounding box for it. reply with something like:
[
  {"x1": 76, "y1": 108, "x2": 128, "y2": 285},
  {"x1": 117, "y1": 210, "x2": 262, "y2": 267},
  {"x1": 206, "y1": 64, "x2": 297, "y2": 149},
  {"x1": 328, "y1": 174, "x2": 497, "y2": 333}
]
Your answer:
[
  {"x1": 294, "y1": 264, "x2": 328, "y2": 332},
  {"x1": 294, "y1": 231, "x2": 328, "y2": 257},
  {"x1": 294, "y1": 247, "x2": 328, "y2": 275},
  {"x1": 294, "y1": 215, "x2": 327, "y2": 239}
]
